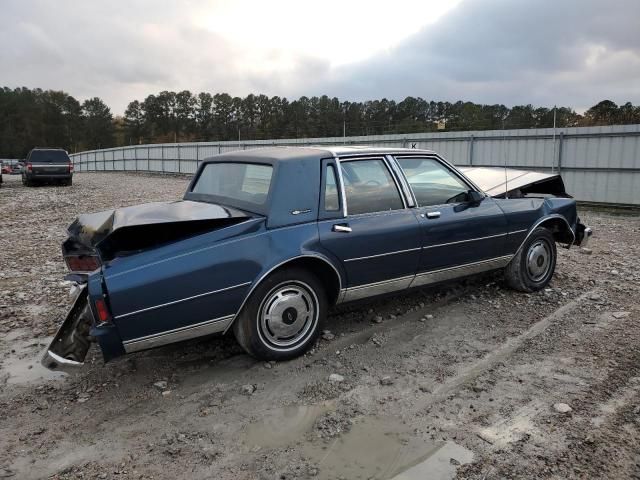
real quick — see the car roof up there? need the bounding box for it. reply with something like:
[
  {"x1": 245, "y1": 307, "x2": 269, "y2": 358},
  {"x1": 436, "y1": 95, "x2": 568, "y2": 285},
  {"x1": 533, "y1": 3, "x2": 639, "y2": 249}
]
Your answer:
[{"x1": 202, "y1": 146, "x2": 437, "y2": 164}]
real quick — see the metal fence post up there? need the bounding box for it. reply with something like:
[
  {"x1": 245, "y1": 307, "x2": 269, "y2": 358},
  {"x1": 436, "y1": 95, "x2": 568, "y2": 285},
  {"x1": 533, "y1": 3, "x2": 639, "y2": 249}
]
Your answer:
[
  {"x1": 177, "y1": 144, "x2": 181, "y2": 173},
  {"x1": 135, "y1": 146, "x2": 138, "y2": 171},
  {"x1": 469, "y1": 134, "x2": 475, "y2": 166},
  {"x1": 557, "y1": 132, "x2": 564, "y2": 173},
  {"x1": 147, "y1": 146, "x2": 150, "y2": 171},
  {"x1": 161, "y1": 145, "x2": 165, "y2": 173},
  {"x1": 196, "y1": 144, "x2": 200, "y2": 169}
]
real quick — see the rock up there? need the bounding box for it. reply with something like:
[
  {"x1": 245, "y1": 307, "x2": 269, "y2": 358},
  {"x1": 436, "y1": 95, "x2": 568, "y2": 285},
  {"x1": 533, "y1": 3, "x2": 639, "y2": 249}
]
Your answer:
[
  {"x1": 263, "y1": 362, "x2": 272, "y2": 369},
  {"x1": 328, "y1": 373, "x2": 344, "y2": 383},
  {"x1": 426, "y1": 314, "x2": 434, "y2": 320},
  {"x1": 241, "y1": 384, "x2": 256, "y2": 395},
  {"x1": 380, "y1": 376, "x2": 394, "y2": 386},
  {"x1": 161, "y1": 390, "x2": 172, "y2": 397},
  {"x1": 322, "y1": 330, "x2": 335, "y2": 341},
  {"x1": 611, "y1": 269, "x2": 619, "y2": 275},
  {"x1": 553, "y1": 403, "x2": 572, "y2": 413},
  {"x1": 450, "y1": 458, "x2": 461, "y2": 466},
  {"x1": 580, "y1": 247, "x2": 593, "y2": 255},
  {"x1": 612, "y1": 311, "x2": 630, "y2": 319},
  {"x1": 153, "y1": 381, "x2": 168, "y2": 390},
  {"x1": 373, "y1": 315, "x2": 383, "y2": 324},
  {"x1": 418, "y1": 384, "x2": 431, "y2": 393}
]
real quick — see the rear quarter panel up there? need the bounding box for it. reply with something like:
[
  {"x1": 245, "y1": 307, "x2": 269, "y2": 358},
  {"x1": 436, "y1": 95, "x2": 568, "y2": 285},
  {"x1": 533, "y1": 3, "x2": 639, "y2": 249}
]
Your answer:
[{"x1": 103, "y1": 219, "x2": 338, "y2": 342}]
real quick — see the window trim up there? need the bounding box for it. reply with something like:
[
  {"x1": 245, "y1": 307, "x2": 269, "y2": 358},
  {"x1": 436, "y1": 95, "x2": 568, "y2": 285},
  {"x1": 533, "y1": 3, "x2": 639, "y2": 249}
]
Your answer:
[
  {"x1": 337, "y1": 156, "x2": 408, "y2": 217},
  {"x1": 319, "y1": 159, "x2": 344, "y2": 220},
  {"x1": 393, "y1": 154, "x2": 485, "y2": 208}
]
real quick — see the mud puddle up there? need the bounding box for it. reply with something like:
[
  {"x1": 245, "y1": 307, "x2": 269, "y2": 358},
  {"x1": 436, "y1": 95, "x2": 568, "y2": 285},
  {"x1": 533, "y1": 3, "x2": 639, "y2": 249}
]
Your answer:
[
  {"x1": 245, "y1": 402, "x2": 334, "y2": 447},
  {"x1": 245, "y1": 404, "x2": 473, "y2": 479},
  {"x1": 0, "y1": 331, "x2": 65, "y2": 385}
]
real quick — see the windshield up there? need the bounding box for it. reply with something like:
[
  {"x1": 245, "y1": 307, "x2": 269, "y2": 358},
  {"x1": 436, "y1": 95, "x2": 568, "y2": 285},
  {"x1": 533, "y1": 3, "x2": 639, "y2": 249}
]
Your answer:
[
  {"x1": 191, "y1": 162, "x2": 273, "y2": 208},
  {"x1": 29, "y1": 150, "x2": 70, "y2": 163}
]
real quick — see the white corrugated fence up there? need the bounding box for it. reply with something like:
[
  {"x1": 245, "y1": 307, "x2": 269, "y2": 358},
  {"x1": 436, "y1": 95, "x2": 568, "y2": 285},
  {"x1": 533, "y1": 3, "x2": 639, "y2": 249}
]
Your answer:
[{"x1": 70, "y1": 124, "x2": 640, "y2": 205}]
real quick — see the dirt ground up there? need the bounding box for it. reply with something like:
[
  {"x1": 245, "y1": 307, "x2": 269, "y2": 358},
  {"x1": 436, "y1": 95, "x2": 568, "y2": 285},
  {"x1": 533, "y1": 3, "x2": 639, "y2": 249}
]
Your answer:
[{"x1": 1, "y1": 172, "x2": 639, "y2": 480}]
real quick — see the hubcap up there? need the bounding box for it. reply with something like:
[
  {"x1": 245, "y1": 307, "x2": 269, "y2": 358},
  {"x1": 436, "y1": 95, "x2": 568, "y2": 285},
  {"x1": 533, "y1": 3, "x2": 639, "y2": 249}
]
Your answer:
[
  {"x1": 526, "y1": 240, "x2": 551, "y2": 281},
  {"x1": 258, "y1": 282, "x2": 317, "y2": 349}
]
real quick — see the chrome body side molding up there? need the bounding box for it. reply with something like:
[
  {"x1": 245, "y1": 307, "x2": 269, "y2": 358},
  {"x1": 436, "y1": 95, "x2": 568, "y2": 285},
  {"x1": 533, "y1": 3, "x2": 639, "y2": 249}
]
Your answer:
[
  {"x1": 409, "y1": 255, "x2": 513, "y2": 288},
  {"x1": 114, "y1": 282, "x2": 252, "y2": 320},
  {"x1": 341, "y1": 275, "x2": 414, "y2": 303},
  {"x1": 338, "y1": 254, "x2": 513, "y2": 303},
  {"x1": 123, "y1": 314, "x2": 235, "y2": 353},
  {"x1": 344, "y1": 247, "x2": 422, "y2": 263}
]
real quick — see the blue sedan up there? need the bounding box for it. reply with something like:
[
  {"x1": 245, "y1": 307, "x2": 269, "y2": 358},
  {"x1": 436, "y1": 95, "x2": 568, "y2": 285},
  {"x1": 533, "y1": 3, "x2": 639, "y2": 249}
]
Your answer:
[{"x1": 42, "y1": 147, "x2": 591, "y2": 370}]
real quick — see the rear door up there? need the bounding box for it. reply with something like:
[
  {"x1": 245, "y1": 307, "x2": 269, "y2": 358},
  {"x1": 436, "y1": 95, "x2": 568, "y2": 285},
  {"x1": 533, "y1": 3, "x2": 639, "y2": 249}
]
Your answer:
[
  {"x1": 318, "y1": 157, "x2": 422, "y2": 301},
  {"x1": 394, "y1": 155, "x2": 509, "y2": 283}
]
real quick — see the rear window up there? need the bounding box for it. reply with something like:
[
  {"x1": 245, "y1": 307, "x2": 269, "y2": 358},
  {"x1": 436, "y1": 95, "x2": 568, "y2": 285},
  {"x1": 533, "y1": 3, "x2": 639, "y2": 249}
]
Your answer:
[
  {"x1": 29, "y1": 150, "x2": 70, "y2": 163},
  {"x1": 191, "y1": 163, "x2": 273, "y2": 207}
]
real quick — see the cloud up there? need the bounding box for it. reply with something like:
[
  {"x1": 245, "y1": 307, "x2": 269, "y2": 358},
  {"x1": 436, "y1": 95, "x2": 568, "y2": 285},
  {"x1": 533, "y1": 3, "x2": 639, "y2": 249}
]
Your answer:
[
  {"x1": 1, "y1": 0, "x2": 639, "y2": 114},
  {"x1": 309, "y1": 0, "x2": 640, "y2": 110}
]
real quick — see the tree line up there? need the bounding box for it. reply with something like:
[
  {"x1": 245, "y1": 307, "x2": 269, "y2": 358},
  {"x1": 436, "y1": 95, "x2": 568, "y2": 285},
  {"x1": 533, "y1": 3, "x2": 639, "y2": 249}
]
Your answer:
[{"x1": 1, "y1": 86, "x2": 639, "y2": 158}]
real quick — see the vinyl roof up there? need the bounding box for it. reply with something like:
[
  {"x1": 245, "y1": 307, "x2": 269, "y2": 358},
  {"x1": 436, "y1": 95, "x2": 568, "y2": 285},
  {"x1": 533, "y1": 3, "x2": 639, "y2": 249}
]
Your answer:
[{"x1": 202, "y1": 145, "x2": 437, "y2": 163}]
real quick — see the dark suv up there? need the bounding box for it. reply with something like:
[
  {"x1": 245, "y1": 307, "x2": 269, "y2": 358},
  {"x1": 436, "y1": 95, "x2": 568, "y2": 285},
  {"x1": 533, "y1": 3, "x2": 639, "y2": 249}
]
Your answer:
[{"x1": 22, "y1": 148, "x2": 73, "y2": 186}]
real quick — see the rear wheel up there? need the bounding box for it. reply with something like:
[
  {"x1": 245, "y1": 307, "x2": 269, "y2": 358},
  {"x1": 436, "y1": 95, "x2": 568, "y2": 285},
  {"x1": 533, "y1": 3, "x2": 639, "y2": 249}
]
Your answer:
[
  {"x1": 504, "y1": 227, "x2": 557, "y2": 292},
  {"x1": 233, "y1": 268, "x2": 326, "y2": 360}
]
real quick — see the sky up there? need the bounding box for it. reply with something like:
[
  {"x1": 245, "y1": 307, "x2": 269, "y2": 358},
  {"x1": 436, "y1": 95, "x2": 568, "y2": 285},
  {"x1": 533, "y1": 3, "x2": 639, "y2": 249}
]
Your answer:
[{"x1": 1, "y1": 0, "x2": 639, "y2": 115}]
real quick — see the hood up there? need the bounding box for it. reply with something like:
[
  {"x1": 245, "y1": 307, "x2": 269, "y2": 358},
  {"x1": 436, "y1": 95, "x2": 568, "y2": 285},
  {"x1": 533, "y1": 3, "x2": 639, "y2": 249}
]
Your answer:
[
  {"x1": 459, "y1": 167, "x2": 569, "y2": 198},
  {"x1": 65, "y1": 200, "x2": 251, "y2": 259}
]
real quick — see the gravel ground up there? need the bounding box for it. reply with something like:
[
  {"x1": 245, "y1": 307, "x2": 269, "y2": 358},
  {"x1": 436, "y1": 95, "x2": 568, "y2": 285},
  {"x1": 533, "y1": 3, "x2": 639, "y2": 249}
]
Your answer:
[{"x1": 0, "y1": 172, "x2": 639, "y2": 480}]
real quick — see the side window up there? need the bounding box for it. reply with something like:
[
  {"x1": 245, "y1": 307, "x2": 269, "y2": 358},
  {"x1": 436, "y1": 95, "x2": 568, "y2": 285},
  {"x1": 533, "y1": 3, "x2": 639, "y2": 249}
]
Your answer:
[
  {"x1": 324, "y1": 165, "x2": 340, "y2": 211},
  {"x1": 340, "y1": 159, "x2": 404, "y2": 215},
  {"x1": 396, "y1": 157, "x2": 470, "y2": 206}
]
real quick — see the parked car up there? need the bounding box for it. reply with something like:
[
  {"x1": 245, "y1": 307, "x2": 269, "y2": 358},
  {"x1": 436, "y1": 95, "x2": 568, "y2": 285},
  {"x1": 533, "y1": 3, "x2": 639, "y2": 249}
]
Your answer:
[
  {"x1": 42, "y1": 147, "x2": 591, "y2": 371},
  {"x1": 22, "y1": 148, "x2": 73, "y2": 186},
  {"x1": 11, "y1": 162, "x2": 23, "y2": 174},
  {"x1": 1, "y1": 165, "x2": 10, "y2": 174}
]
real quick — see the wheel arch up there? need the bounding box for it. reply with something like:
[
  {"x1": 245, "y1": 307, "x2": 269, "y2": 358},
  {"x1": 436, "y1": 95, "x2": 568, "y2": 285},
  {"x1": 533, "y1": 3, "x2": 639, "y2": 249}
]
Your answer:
[
  {"x1": 223, "y1": 254, "x2": 343, "y2": 334},
  {"x1": 518, "y1": 214, "x2": 575, "y2": 254}
]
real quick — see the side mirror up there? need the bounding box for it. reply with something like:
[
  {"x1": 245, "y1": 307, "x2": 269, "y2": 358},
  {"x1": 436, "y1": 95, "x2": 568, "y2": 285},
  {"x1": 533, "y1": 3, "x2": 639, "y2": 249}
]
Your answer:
[{"x1": 467, "y1": 190, "x2": 484, "y2": 203}]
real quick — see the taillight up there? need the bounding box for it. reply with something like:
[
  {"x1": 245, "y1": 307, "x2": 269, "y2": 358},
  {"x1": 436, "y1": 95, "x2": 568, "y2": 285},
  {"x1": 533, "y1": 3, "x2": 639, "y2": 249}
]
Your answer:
[
  {"x1": 94, "y1": 298, "x2": 111, "y2": 323},
  {"x1": 27, "y1": 163, "x2": 32, "y2": 172},
  {"x1": 69, "y1": 163, "x2": 74, "y2": 172},
  {"x1": 65, "y1": 255, "x2": 100, "y2": 272}
]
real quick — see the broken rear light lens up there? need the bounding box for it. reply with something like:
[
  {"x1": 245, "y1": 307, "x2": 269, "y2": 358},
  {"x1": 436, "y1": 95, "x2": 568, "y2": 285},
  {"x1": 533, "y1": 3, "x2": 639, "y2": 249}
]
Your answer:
[
  {"x1": 65, "y1": 255, "x2": 100, "y2": 272},
  {"x1": 69, "y1": 163, "x2": 74, "y2": 172}
]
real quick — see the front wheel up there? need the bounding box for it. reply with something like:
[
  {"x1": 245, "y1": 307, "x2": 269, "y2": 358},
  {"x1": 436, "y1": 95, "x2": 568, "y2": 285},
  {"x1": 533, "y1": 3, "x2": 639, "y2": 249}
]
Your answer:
[
  {"x1": 233, "y1": 268, "x2": 326, "y2": 361},
  {"x1": 504, "y1": 227, "x2": 557, "y2": 292}
]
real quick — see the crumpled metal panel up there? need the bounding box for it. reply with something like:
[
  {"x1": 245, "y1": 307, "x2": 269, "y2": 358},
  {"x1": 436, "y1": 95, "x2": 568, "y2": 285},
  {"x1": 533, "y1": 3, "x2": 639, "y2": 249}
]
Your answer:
[
  {"x1": 459, "y1": 167, "x2": 563, "y2": 197},
  {"x1": 67, "y1": 200, "x2": 248, "y2": 249}
]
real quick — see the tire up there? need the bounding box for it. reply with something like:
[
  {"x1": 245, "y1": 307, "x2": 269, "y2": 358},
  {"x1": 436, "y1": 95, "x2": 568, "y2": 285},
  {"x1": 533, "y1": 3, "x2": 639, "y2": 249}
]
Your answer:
[
  {"x1": 233, "y1": 267, "x2": 326, "y2": 361},
  {"x1": 504, "y1": 227, "x2": 557, "y2": 292},
  {"x1": 64, "y1": 178, "x2": 72, "y2": 186}
]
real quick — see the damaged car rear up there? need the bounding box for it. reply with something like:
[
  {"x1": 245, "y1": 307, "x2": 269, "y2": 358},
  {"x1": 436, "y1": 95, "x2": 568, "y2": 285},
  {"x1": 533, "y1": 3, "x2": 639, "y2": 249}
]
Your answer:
[{"x1": 42, "y1": 147, "x2": 592, "y2": 372}]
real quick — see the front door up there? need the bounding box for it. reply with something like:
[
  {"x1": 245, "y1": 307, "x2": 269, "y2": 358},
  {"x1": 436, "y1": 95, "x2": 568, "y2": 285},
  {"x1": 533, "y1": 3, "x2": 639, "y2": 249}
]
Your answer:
[
  {"x1": 318, "y1": 157, "x2": 422, "y2": 301},
  {"x1": 393, "y1": 156, "x2": 510, "y2": 285}
]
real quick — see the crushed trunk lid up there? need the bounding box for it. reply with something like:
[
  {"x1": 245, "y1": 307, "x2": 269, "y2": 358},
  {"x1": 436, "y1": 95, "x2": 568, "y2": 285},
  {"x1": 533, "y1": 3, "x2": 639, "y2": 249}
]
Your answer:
[{"x1": 65, "y1": 200, "x2": 251, "y2": 261}]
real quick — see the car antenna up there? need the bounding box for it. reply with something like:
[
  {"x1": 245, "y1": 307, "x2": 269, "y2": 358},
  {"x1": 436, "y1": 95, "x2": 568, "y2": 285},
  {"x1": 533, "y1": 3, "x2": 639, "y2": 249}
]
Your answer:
[{"x1": 502, "y1": 118, "x2": 508, "y2": 199}]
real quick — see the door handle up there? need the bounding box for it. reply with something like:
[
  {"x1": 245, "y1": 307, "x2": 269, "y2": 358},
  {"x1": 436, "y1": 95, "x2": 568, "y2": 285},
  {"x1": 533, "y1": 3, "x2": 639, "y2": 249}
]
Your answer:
[
  {"x1": 426, "y1": 211, "x2": 441, "y2": 219},
  {"x1": 332, "y1": 224, "x2": 352, "y2": 233}
]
